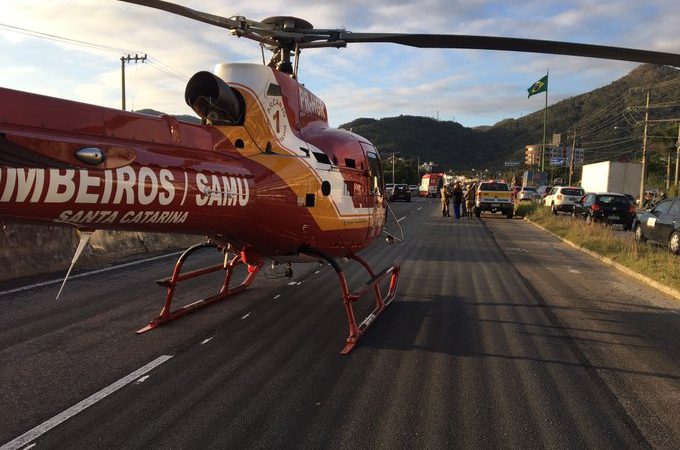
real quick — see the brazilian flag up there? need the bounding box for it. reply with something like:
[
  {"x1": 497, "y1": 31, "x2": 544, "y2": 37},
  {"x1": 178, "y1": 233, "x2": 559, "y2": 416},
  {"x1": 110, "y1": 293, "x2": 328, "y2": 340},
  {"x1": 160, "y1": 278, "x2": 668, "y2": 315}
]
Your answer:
[{"x1": 527, "y1": 75, "x2": 548, "y2": 98}]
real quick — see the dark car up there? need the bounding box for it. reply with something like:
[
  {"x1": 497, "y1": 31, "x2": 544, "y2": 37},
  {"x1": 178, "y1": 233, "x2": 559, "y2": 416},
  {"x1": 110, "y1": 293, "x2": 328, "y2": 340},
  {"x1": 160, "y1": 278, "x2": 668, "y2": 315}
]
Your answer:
[
  {"x1": 572, "y1": 192, "x2": 636, "y2": 230},
  {"x1": 390, "y1": 184, "x2": 411, "y2": 202},
  {"x1": 632, "y1": 197, "x2": 680, "y2": 254}
]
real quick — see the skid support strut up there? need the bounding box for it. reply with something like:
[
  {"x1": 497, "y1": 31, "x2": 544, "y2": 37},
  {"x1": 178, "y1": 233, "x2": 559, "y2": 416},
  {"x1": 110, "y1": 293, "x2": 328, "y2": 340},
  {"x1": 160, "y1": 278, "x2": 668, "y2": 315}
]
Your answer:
[
  {"x1": 137, "y1": 242, "x2": 262, "y2": 333},
  {"x1": 303, "y1": 248, "x2": 400, "y2": 354}
]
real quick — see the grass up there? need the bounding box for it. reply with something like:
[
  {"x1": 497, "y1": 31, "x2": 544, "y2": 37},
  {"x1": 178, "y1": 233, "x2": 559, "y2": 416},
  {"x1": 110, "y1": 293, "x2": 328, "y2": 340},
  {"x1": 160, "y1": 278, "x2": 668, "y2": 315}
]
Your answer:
[{"x1": 527, "y1": 206, "x2": 680, "y2": 292}]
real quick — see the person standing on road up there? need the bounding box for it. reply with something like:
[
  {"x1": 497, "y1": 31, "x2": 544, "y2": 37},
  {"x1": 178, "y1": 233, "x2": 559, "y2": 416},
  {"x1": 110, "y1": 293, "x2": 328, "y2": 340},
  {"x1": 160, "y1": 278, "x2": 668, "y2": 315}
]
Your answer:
[
  {"x1": 464, "y1": 183, "x2": 476, "y2": 219},
  {"x1": 452, "y1": 182, "x2": 463, "y2": 220},
  {"x1": 441, "y1": 184, "x2": 451, "y2": 217}
]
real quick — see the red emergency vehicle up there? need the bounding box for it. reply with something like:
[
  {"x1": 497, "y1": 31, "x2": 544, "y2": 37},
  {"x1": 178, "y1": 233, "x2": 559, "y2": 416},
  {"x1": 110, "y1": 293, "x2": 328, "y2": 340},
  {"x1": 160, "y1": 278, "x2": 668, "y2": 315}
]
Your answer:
[{"x1": 419, "y1": 173, "x2": 445, "y2": 197}]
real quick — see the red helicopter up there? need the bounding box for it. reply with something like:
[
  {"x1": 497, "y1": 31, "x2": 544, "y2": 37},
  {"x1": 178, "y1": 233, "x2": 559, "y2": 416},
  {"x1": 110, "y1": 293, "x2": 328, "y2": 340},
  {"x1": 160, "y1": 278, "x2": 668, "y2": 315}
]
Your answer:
[{"x1": 0, "y1": 0, "x2": 678, "y2": 353}]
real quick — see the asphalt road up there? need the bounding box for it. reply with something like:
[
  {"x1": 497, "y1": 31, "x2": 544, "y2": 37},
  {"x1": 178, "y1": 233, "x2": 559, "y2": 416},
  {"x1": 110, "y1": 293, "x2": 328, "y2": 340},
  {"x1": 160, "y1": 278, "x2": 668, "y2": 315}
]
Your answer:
[{"x1": 1, "y1": 197, "x2": 678, "y2": 449}]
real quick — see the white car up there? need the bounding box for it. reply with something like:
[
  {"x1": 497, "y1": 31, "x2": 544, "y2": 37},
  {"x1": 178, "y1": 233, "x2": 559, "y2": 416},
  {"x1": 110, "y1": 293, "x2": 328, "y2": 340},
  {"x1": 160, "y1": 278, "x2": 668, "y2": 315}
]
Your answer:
[
  {"x1": 517, "y1": 186, "x2": 538, "y2": 201},
  {"x1": 544, "y1": 186, "x2": 585, "y2": 214},
  {"x1": 385, "y1": 183, "x2": 394, "y2": 196}
]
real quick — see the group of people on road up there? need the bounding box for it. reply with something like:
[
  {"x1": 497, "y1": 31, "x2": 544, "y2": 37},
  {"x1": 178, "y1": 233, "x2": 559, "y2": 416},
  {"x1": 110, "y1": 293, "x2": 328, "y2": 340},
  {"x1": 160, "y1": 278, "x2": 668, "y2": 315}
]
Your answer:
[{"x1": 441, "y1": 182, "x2": 476, "y2": 219}]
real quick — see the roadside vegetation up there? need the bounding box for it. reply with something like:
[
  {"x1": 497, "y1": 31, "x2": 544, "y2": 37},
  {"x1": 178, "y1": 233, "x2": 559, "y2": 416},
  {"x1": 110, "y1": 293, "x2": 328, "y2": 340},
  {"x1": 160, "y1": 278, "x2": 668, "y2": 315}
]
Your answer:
[{"x1": 524, "y1": 205, "x2": 680, "y2": 292}]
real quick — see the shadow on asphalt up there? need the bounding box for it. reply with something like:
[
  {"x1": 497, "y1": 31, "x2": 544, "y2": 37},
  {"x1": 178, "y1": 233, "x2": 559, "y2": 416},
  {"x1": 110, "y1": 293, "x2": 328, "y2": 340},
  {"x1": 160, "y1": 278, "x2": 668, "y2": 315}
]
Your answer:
[{"x1": 357, "y1": 295, "x2": 680, "y2": 382}]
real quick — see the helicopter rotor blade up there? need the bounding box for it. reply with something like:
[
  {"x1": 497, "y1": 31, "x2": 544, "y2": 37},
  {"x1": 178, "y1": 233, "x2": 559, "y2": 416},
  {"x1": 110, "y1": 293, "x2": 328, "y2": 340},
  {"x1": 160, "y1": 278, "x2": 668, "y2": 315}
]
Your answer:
[
  {"x1": 338, "y1": 33, "x2": 680, "y2": 66},
  {"x1": 117, "y1": 0, "x2": 680, "y2": 67},
  {"x1": 118, "y1": 0, "x2": 306, "y2": 40},
  {"x1": 118, "y1": 0, "x2": 249, "y2": 30}
]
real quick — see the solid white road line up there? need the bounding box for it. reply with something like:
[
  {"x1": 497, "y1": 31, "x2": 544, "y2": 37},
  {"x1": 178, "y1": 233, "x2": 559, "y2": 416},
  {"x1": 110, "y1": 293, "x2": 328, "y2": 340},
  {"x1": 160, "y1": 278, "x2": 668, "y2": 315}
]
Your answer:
[
  {"x1": 397, "y1": 216, "x2": 406, "y2": 222},
  {"x1": 417, "y1": 207, "x2": 423, "y2": 211},
  {"x1": 0, "y1": 252, "x2": 183, "y2": 298},
  {"x1": 1, "y1": 355, "x2": 173, "y2": 450}
]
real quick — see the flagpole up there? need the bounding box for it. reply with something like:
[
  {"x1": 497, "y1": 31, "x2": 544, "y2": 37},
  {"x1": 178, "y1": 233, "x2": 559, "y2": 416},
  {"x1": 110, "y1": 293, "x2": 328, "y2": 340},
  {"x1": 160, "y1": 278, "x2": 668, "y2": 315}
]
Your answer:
[{"x1": 541, "y1": 68, "x2": 548, "y2": 172}]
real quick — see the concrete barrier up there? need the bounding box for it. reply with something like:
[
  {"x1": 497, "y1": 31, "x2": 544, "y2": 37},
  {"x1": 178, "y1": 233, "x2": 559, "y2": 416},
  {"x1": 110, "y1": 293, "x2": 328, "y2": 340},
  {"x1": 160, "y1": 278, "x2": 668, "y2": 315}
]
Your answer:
[{"x1": 0, "y1": 224, "x2": 203, "y2": 282}]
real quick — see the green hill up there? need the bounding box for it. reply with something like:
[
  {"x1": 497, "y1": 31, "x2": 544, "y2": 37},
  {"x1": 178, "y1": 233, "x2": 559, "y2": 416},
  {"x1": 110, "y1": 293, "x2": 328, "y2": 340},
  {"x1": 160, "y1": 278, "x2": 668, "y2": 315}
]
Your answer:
[{"x1": 340, "y1": 64, "x2": 680, "y2": 170}]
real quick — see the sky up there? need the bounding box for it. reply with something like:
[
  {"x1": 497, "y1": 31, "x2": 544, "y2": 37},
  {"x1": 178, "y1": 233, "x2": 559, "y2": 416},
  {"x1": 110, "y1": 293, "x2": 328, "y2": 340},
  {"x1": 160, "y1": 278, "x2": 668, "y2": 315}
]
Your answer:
[{"x1": 0, "y1": 0, "x2": 678, "y2": 128}]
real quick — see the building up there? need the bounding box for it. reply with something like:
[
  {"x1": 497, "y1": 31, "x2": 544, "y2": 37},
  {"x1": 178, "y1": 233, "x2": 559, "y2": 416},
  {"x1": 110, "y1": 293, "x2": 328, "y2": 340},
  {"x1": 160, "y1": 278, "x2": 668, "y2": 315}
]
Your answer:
[
  {"x1": 525, "y1": 145, "x2": 541, "y2": 166},
  {"x1": 525, "y1": 144, "x2": 584, "y2": 168}
]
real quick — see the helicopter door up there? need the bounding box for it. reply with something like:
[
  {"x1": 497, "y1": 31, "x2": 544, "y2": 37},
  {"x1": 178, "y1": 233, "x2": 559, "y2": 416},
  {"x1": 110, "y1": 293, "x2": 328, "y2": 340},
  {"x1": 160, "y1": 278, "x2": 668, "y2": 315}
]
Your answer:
[
  {"x1": 365, "y1": 151, "x2": 384, "y2": 197},
  {"x1": 363, "y1": 146, "x2": 385, "y2": 235}
]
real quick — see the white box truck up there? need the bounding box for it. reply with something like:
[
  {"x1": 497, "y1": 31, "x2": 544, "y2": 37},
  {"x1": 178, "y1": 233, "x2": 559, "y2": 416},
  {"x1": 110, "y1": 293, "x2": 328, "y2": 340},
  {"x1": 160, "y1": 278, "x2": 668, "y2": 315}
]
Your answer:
[{"x1": 580, "y1": 161, "x2": 642, "y2": 197}]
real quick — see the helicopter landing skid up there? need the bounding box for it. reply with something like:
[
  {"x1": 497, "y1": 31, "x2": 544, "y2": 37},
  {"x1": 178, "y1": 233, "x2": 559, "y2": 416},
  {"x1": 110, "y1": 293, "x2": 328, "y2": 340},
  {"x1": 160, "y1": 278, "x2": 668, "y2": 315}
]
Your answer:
[
  {"x1": 137, "y1": 242, "x2": 263, "y2": 333},
  {"x1": 302, "y1": 248, "x2": 400, "y2": 354}
]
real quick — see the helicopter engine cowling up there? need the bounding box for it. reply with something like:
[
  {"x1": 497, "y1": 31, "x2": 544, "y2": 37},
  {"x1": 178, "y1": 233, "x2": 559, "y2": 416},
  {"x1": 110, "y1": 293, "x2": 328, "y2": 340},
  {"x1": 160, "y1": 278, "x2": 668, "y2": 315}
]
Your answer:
[{"x1": 185, "y1": 71, "x2": 243, "y2": 125}]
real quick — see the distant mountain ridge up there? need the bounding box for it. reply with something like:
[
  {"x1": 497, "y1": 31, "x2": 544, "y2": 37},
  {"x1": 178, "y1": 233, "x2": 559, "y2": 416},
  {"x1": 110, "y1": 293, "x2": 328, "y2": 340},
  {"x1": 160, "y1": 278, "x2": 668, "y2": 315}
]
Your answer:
[
  {"x1": 340, "y1": 64, "x2": 680, "y2": 169},
  {"x1": 134, "y1": 108, "x2": 201, "y2": 124}
]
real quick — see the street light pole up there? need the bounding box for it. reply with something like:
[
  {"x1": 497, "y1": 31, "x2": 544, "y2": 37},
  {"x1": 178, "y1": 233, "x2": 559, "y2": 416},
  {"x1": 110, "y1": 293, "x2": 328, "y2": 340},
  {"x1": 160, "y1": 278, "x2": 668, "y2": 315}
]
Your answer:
[{"x1": 639, "y1": 91, "x2": 650, "y2": 205}]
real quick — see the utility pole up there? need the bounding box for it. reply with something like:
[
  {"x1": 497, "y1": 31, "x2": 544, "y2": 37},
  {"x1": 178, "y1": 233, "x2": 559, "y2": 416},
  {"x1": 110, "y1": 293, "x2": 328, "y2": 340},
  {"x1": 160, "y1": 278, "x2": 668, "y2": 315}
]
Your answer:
[
  {"x1": 666, "y1": 148, "x2": 672, "y2": 191},
  {"x1": 675, "y1": 122, "x2": 680, "y2": 190},
  {"x1": 568, "y1": 132, "x2": 576, "y2": 186},
  {"x1": 120, "y1": 53, "x2": 147, "y2": 110},
  {"x1": 639, "y1": 91, "x2": 650, "y2": 205},
  {"x1": 392, "y1": 153, "x2": 396, "y2": 184}
]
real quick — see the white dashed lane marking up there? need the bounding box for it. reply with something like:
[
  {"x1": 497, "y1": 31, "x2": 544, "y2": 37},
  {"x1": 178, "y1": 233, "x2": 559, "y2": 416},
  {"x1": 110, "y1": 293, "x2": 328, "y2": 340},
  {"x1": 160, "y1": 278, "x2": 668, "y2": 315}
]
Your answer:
[{"x1": 1, "y1": 355, "x2": 173, "y2": 450}]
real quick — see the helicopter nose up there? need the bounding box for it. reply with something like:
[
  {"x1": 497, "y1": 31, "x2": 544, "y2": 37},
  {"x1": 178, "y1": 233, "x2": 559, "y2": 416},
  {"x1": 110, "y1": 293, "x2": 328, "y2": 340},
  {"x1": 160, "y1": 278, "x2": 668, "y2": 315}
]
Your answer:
[{"x1": 185, "y1": 71, "x2": 243, "y2": 125}]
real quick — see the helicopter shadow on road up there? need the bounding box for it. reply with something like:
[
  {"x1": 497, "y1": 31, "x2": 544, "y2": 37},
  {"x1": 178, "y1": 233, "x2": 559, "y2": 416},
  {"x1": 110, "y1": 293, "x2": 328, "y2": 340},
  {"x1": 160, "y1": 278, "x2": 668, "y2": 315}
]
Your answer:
[{"x1": 356, "y1": 293, "x2": 484, "y2": 357}]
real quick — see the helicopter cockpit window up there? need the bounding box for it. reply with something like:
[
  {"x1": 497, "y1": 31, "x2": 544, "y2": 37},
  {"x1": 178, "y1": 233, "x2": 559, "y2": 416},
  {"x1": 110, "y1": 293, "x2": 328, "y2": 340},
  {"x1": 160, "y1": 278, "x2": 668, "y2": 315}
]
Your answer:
[{"x1": 366, "y1": 152, "x2": 384, "y2": 195}]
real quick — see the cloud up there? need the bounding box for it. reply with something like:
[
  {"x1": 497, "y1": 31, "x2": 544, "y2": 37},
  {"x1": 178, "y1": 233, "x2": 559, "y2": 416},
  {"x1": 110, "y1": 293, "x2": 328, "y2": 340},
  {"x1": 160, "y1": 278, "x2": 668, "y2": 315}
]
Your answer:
[{"x1": 0, "y1": 0, "x2": 677, "y2": 128}]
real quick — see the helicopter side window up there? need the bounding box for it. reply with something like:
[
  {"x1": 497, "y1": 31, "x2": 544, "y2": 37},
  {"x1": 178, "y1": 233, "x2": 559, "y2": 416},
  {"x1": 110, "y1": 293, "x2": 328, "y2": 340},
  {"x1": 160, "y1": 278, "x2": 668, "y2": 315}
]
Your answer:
[
  {"x1": 312, "y1": 152, "x2": 332, "y2": 165},
  {"x1": 366, "y1": 151, "x2": 384, "y2": 195},
  {"x1": 266, "y1": 83, "x2": 282, "y2": 96}
]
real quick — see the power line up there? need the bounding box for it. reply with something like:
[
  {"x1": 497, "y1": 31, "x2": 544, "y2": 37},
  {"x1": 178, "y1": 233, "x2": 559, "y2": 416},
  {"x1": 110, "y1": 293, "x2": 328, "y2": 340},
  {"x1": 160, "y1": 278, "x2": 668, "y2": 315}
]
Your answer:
[
  {"x1": 0, "y1": 22, "x2": 134, "y2": 54},
  {"x1": 0, "y1": 22, "x2": 187, "y2": 82}
]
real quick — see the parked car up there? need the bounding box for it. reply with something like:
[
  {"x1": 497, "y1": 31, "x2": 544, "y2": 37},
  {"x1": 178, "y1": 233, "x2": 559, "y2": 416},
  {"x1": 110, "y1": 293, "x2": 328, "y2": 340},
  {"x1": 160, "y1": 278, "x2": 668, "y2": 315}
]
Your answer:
[
  {"x1": 572, "y1": 192, "x2": 636, "y2": 230},
  {"x1": 632, "y1": 197, "x2": 680, "y2": 254},
  {"x1": 624, "y1": 193, "x2": 636, "y2": 205},
  {"x1": 409, "y1": 185, "x2": 419, "y2": 196},
  {"x1": 390, "y1": 184, "x2": 412, "y2": 202},
  {"x1": 385, "y1": 183, "x2": 394, "y2": 197},
  {"x1": 544, "y1": 186, "x2": 585, "y2": 214},
  {"x1": 536, "y1": 185, "x2": 553, "y2": 205},
  {"x1": 516, "y1": 186, "x2": 537, "y2": 201}
]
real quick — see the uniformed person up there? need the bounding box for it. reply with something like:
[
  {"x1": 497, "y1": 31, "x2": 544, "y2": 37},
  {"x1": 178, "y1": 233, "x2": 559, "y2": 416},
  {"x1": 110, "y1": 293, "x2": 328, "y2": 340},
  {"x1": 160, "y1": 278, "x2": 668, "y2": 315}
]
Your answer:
[
  {"x1": 441, "y1": 184, "x2": 451, "y2": 217},
  {"x1": 464, "y1": 183, "x2": 476, "y2": 218}
]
